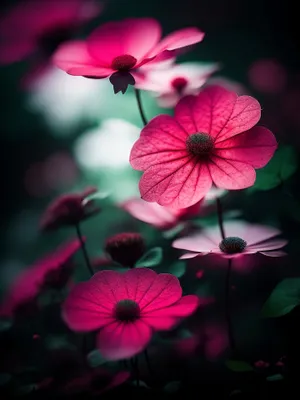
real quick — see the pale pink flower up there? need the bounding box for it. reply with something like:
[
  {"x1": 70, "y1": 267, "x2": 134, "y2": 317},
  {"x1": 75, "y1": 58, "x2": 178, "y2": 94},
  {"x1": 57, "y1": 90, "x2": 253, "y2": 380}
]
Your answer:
[
  {"x1": 135, "y1": 62, "x2": 218, "y2": 107},
  {"x1": 172, "y1": 221, "x2": 287, "y2": 259}
]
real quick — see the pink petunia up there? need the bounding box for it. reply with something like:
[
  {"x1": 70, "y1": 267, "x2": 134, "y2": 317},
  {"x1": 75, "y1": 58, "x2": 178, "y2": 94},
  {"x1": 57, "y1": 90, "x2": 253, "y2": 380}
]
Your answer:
[
  {"x1": 130, "y1": 85, "x2": 277, "y2": 208},
  {"x1": 120, "y1": 187, "x2": 225, "y2": 230},
  {"x1": 40, "y1": 187, "x2": 100, "y2": 231},
  {"x1": 172, "y1": 220, "x2": 287, "y2": 259},
  {"x1": 53, "y1": 18, "x2": 205, "y2": 93},
  {"x1": 135, "y1": 62, "x2": 218, "y2": 107},
  {"x1": 0, "y1": 239, "x2": 81, "y2": 316},
  {"x1": 62, "y1": 268, "x2": 199, "y2": 360},
  {"x1": 0, "y1": 0, "x2": 101, "y2": 84}
]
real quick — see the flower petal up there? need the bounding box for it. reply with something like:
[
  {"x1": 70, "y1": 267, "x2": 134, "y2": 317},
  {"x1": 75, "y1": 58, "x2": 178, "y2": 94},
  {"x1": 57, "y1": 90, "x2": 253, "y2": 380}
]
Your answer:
[
  {"x1": 96, "y1": 320, "x2": 152, "y2": 360},
  {"x1": 173, "y1": 233, "x2": 217, "y2": 252},
  {"x1": 215, "y1": 126, "x2": 277, "y2": 168},
  {"x1": 53, "y1": 41, "x2": 113, "y2": 77},
  {"x1": 223, "y1": 222, "x2": 281, "y2": 245},
  {"x1": 89, "y1": 270, "x2": 128, "y2": 303},
  {"x1": 137, "y1": 273, "x2": 182, "y2": 312},
  {"x1": 142, "y1": 295, "x2": 198, "y2": 330},
  {"x1": 175, "y1": 86, "x2": 261, "y2": 140},
  {"x1": 62, "y1": 282, "x2": 114, "y2": 332},
  {"x1": 139, "y1": 160, "x2": 212, "y2": 208},
  {"x1": 122, "y1": 268, "x2": 158, "y2": 302},
  {"x1": 87, "y1": 18, "x2": 161, "y2": 65},
  {"x1": 148, "y1": 27, "x2": 205, "y2": 57},
  {"x1": 179, "y1": 252, "x2": 203, "y2": 259},
  {"x1": 247, "y1": 239, "x2": 288, "y2": 251},
  {"x1": 120, "y1": 198, "x2": 177, "y2": 228},
  {"x1": 259, "y1": 250, "x2": 287, "y2": 257},
  {"x1": 130, "y1": 115, "x2": 188, "y2": 171},
  {"x1": 208, "y1": 157, "x2": 256, "y2": 189}
]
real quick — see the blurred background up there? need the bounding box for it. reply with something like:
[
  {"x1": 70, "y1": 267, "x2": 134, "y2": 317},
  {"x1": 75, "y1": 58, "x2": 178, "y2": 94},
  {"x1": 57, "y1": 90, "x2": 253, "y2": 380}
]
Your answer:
[{"x1": 0, "y1": 0, "x2": 300, "y2": 396}]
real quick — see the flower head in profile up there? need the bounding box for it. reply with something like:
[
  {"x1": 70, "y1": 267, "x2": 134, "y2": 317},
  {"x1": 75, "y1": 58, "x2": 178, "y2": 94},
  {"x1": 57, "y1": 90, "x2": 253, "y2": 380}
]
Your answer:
[
  {"x1": 120, "y1": 187, "x2": 225, "y2": 230},
  {"x1": 53, "y1": 18, "x2": 205, "y2": 93},
  {"x1": 0, "y1": 239, "x2": 81, "y2": 316},
  {"x1": 172, "y1": 221, "x2": 287, "y2": 259},
  {"x1": 130, "y1": 85, "x2": 277, "y2": 209},
  {"x1": 104, "y1": 232, "x2": 146, "y2": 268},
  {"x1": 0, "y1": 0, "x2": 101, "y2": 84},
  {"x1": 40, "y1": 187, "x2": 100, "y2": 231},
  {"x1": 62, "y1": 269, "x2": 199, "y2": 360},
  {"x1": 136, "y1": 62, "x2": 218, "y2": 107}
]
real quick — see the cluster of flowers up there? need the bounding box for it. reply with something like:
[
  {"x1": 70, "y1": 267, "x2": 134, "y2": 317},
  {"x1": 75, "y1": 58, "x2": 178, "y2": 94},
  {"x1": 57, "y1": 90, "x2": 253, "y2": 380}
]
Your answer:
[{"x1": 0, "y1": 0, "x2": 288, "y2": 395}]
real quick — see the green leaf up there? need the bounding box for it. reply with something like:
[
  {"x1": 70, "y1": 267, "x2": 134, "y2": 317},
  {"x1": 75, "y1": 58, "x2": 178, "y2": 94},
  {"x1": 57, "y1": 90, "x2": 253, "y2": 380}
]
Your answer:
[
  {"x1": 266, "y1": 374, "x2": 284, "y2": 382},
  {"x1": 169, "y1": 262, "x2": 186, "y2": 278},
  {"x1": 249, "y1": 145, "x2": 298, "y2": 192},
  {"x1": 164, "y1": 381, "x2": 181, "y2": 393},
  {"x1": 162, "y1": 223, "x2": 185, "y2": 239},
  {"x1": 226, "y1": 360, "x2": 254, "y2": 372},
  {"x1": 0, "y1": 318, "x2": 12, "y2": 332},
  {"x1": 261, "y1": 278, "x2": 300, "y2": 318},
  {"x1": 87, "y1": 349, "x2": 107, "y2": 367},
  {"x1": 135, "y1": 247, "x2": 163, "y2": 268}
]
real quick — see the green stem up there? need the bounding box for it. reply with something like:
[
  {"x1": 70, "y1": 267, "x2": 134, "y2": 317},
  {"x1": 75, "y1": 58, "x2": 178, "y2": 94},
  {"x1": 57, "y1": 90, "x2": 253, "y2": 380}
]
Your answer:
[{"x1": 134, "y1": 88, "x2": 148, "y2": 126}]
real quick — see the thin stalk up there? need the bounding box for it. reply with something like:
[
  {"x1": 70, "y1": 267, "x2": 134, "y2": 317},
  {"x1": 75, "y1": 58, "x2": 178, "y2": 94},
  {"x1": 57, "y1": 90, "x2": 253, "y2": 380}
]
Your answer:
[
  {"x1": 225, "y1": 258, "x2": 235, "y2": 352},
  {"x1": 75, "y1": 223, "x2": 94, "y2": 277},
  {"x1": 216, "y1": 197, "x2": 225, "y2": 240},
  {"x1": 134, "y1": 88, "x2": 148, "y2": 126}
]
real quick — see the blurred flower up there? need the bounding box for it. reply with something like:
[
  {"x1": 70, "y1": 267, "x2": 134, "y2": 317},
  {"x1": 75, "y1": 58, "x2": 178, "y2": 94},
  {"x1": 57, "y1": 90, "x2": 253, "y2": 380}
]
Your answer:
[
  {"x1": 254, "y1": 360, "x2": 270, "y2": 368},
  {"x1": 27, "y1": 68, "x2": 103, "y2": 134},
  {"x1": 62, "y1": 269, "x2": 199, "y2": 360},
  {"x1": 130, "y1": 85, "x2": 277, "y2": 208},
  {"x1": 0, "y1": 239, "x2": 81, "y2": 316},
  {"x1": 120, "y1": 198, "x2": 203, "y2": 230},
  {"x1": 53, "y1": 18, "x2": 204, "y2": 93},
  {"x1": 248, "y1": 59, "x2": 287, "y2": 94},
  {"x1": 105, "y1": 232, "x2": 146, "y2": 268},
  {"x1": 0, "y1": 0, "x2": 102, "y2": 84},
  {"x1": 172, "y1": 221, "x2": 287, "y2": 259},
  {"x1": 135, "y1": 62, "x2": 218, "y2": 107},
  {"x1": 62, "y1": 368, "x2": 130, "y2": 396},
  {"x1": 40, "y1": 187, "x2": 100, "y2": 231},
  {"x1": 74, "y1": 119, "x2": 140, "y2": 169},
  {"x1": 120, "y1": 187, "x2": 225, "y2": 230}
]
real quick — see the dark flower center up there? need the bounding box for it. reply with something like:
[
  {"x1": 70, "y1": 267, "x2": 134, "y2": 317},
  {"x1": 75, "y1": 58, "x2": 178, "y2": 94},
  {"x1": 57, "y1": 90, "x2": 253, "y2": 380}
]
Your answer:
[
  {"x1": 115, "y1": 299, "x2": 140, "y2": 322},
  {"x1": 171, "y1": 76, "x2": 188, "y2": 93},
  {"x1": 186, "y1": 133, "x2": 214, "y2": 157},
  {"x1": 111, "y1": 54, "x2": 137, "y2": 72},
  {"x1": 219, "y1": 236, "x2": 247, "y2": 254}
]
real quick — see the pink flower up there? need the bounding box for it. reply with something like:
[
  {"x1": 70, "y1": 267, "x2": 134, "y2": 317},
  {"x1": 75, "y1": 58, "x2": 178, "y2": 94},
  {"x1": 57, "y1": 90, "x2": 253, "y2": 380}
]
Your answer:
[
  {"x1": 104, "y1": 232, "x2": 146, "y2": 268},
  {"x1": 53, "y1": 18, "x2": 205, "y2": 93},
  {"x1": 0, "y1": 239, "x2": 81, "y2": 316},
  {"x1": 172, "y1": 221, "x2": 288, "y2": 259},
  {"x1": 62, "y1": 369, "x2": 130, "y2": 396},
  {"x1": 0, "y1": 0, "x2": 101, "y2": 83},
  {"x1": 62, "y1": 268, "x2": 199, "y2": 360},
  {"x1": 40, "y1": 187, "x2": 100, "y2": 231},
  {"x1": 120, "y1": 198, "x2": 203, "y2": 230},
  {"x1": 135, "y1": 62, "x2": 218, "y2": 107},
  {"x1": 130, "y1": 85, "x2": 277, "y2": 208},
  {"x1": 254, "y1": 360, "x2": 270, "y2": 369}
]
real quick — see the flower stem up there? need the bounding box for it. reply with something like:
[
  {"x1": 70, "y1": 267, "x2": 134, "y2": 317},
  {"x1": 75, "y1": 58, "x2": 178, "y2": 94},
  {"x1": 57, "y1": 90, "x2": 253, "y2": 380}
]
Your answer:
[
  {"x1": 144, "y1": 349, "x2": 154, "y2": 377},
  {"x1": 225, "y1": 258, "x2": 235, "y2": 352},
  {"x1": 134, "y1": 88, "x2": 148, "y2": 126},
  {"x1": 131, "y1": 357, "x2": 139, "y2": 386},
  {"x1": 75, "y1": 223, "x2": 94, "y2": 277},
  {"x1": 216, "y1": 197, "x2": 225, "y2": 240}
]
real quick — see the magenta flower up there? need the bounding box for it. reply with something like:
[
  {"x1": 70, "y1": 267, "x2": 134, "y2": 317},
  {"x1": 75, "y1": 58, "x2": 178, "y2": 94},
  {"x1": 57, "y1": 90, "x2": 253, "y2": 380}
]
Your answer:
[
  {"x1": 53, "y1": 18, "x2": 205, "y2": 93},
  {"x1": 62, "y1": 369, "x2": 130, "y2": 396},
  {"x1": 0, "y1": 0, "x2": 101, "y2": 82},
  {"x1": 104, "y1": 232, "x2": 146, "y2": 268},
  {"x1": 172, "y1": 221, "x2": 287, "y2": 259},
  {"x1": 130, "y1": 85, "x2": 277, "y2": 209},
  {"x1": 62, "y1": 269, "x2": 199, "y2": 360},
  {"x1": 40, "y1": 187, "x2": 100, "y2": 231},
  {"x1": 135, "y1": 62, "x2": 218, "y2": 107},
  {"x1": 0, "y1": 239, "x2": 81, "y2": 316}
]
